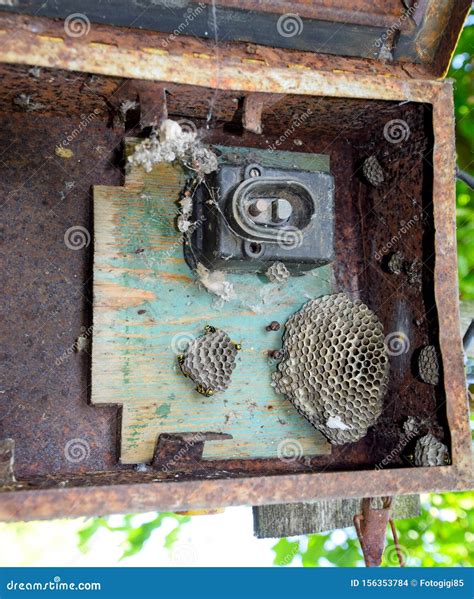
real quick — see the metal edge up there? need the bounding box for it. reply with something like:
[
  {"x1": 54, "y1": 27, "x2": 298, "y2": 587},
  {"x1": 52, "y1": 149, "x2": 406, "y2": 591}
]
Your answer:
[
  {"x1": 0, "y1": 16, "x2": 444, "y2": 101},
  {"x1": 392, "y1": 0, "x2": 471, "y2": 75},
  {"x1": 0, "y1": 463, "x2": 471, "y2": 522},
  {"x1": 0, "y1": 1, "x2": 394, "y2": 62},
  {"x1": 431, "y1": 83, "x2": 473, "y2": 474}
]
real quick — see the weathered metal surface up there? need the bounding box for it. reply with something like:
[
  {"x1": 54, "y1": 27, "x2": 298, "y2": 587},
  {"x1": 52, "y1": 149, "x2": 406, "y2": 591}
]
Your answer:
[
  {"x1": 395, "y1": 0, "x2": 471, "y2": 74},
  {"x1": 200, "y1": 0, "x2": 409, "y2": 28},
  {"x1": 0, "y1": 111, "x2": 123, "y2": 478},
  {"x1": 0, "y1": 12, "x2": 449, "y2": 90},
  {"x1": 431, "y1": 0, "x2": 472, "y2": 78},
  {"x1": 1, "y1": 0, "x2": 410, "y2": 29},
  {"x1": 0, "y1": 3, "x2": 392, "y2": 61},
  {"x1": 0, "y1": 0, "x2": 467, "y2": 67},
  {"x1": 354, "y1": 498, "x2": 394, "y2": 567},
  {"x1": 431, "y1": 84, "x2": 472, "y2": 476},
  {"x1": 242, "y1": 94, "x2": 264, "y2": 134},
  {"x1": 0, "y1": 11, "x2": 470, "y2": 520},
  {"x1": 0, "y1": 63, "x2": 437, "y2": 137},
  {"x1": 0, "y1": 460, "x2": 471, "y2": 522},
  {"x1": 0, "y1": 85, "x2": 471, "y2": 521}
]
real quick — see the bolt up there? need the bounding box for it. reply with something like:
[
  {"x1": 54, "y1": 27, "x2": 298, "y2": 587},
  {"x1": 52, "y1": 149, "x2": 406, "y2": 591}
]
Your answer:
[
  {"x1": 266, "y1": 321, "x2": 281, "y2": 332},
  {"x1": 249, "y1": 198, "x2": 268, "y2": 216}
]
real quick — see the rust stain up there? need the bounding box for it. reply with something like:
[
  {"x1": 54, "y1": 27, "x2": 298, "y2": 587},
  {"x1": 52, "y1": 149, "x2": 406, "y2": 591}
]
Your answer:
[{"x1": 160, "y1": 272, "x2": 193, "y2": 283}]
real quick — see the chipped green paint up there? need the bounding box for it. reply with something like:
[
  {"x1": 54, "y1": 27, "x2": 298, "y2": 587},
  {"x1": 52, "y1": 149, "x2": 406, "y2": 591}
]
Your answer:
[
  {"x1": 156, "y1": 403, "x2": 171, "y2": 419},
  {"x1": 213, "y1": 145, "x2": 330, "y2": 172}
]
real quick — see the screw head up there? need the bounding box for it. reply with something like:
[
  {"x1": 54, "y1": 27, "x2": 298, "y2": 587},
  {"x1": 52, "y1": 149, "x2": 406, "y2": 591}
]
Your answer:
[{"x1": 249, "y1": 167, "x2": 261, "y2": 178}]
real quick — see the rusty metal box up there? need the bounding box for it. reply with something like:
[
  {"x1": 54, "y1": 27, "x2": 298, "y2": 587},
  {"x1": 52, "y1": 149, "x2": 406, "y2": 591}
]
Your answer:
[{"x1": 0, "y1": 0, "x2": 472, "y2": 521}]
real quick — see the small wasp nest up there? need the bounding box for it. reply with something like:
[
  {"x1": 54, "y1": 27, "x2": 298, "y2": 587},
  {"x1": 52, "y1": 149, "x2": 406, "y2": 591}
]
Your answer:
[
  {"x1": 418, "y1": 345, "x2": 439, "y2": 385},
  {"x1": 414, "y1": 433, "x2": 449, "y2": 466},
  {"x1": 403, "y1": 416, "x2": 421, "y2": 437},
  {"x1": 272, "y1": 293, "x2": 389, "y2": 444},
  {"x1": 266, "y1": 262, "x2": 290, "y2": 284},
  {"x1": 178, "y1": 326, "x2": 240, "y2": 395},
  {"x1": 387, "y1": 251, "x2": 404, "y2": 275},
  {"x1": 362, "y1": 155, "x2": 384, "y2": 187}
]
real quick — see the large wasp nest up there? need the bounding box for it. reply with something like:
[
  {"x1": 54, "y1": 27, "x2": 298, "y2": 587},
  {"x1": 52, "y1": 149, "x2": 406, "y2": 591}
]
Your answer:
[
  {"x1": 418, "y1": 345, "x2": 439, "y2": 385},
  {"x1": 178, "y1": 327, "x2": 240, "y2": 396},
  {"x1": 272, "y1": 293, "x2": 389, "y2": 445},
  {"x1": 414, "y1": 434, "x2": 449, "y2": 466}
]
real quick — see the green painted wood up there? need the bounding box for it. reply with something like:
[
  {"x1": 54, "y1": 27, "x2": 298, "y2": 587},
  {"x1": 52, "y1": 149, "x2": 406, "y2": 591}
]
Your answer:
[
  {"x1": 92, "y1": 142, "x2": 333, "y2": 464},
  {"x1": 213, "y1": 145, "x2": 330, "y2": 172}
]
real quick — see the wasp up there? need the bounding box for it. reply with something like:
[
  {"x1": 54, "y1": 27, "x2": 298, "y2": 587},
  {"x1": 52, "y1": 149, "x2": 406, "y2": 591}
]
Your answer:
[
  {"x1": 177, "y1": 354, "x2": 189, "y2": 377},
  {"x1": 196, "y1": 384, "x2": 214, "y2": 397}
]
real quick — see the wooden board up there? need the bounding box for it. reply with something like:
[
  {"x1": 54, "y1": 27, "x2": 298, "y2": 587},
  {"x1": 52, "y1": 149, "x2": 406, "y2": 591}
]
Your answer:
[
  {"x1": 92, "y1": 143, "x2": 332, "y2": 464},
  {"x1": 252, "y1": 496, "x2": 421, "y2": 538}
]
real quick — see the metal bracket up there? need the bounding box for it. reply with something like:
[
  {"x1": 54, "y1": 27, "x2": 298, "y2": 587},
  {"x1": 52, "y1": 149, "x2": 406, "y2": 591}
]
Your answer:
[
  {"x1": 242, "y1": 94, "x2": 265, "y2": 134},
  {"x1": 111, "y1": 80, "x2": 168, "y2": 129},
  {"x1": 354, "y1": 497, "x2": 405, "y2": 567}
]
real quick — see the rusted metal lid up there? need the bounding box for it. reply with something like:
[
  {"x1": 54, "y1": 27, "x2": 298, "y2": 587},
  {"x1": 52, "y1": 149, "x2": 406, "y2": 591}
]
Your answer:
[{"x1": 0, "y1": 0, "x2": 470, "y2": 78}]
